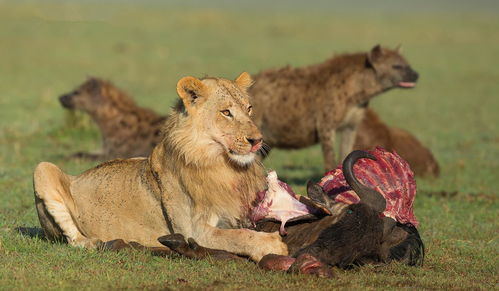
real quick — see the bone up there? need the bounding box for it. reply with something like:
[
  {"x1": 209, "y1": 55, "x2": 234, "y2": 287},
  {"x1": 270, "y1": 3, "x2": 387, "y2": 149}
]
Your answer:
[{"x1": 250, "y1": 171, "x2": 314, "y2": 235}]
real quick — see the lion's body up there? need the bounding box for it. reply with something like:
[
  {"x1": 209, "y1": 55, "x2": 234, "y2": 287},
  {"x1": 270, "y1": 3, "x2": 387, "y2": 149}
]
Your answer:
[
  {"x1": 35, "y1": 158, "x2": 167, "y2": 247},
  {"x1": 35, "y1": 73, "x2": 287, "y2": 261}
]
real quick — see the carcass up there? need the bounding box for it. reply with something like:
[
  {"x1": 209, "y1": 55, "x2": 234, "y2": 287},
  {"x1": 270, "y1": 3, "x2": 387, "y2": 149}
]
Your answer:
[{"x1": 159, "y1": 148, "x2": 424, "y2": 277}]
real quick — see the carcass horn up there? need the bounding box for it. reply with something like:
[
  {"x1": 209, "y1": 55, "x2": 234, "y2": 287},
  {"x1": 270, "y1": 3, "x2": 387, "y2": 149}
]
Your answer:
[{"x1": 342, "y1": 150, "x2": 386, "y2": 212}]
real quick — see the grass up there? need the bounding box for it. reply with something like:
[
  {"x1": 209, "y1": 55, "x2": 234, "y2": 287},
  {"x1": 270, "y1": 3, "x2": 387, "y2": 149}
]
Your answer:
[{"x1": 0, "y1": 0, "x2": 498, "y2": 289}]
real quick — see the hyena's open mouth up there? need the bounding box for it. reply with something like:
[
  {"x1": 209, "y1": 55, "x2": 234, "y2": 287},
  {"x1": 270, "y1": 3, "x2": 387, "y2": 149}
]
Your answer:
[
  {"x1": 398, "y1": 69, "x2": 419, "y2": 88},
  {"x1": 398, "y1": 82, "x2": 416, "y2": 88}
]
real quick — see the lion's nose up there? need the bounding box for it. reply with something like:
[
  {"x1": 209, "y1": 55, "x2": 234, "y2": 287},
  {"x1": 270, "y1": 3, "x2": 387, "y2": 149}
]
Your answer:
[
  {"x1": 246, "y1": 137, "x2": 263, "y2": 146},
  {"x1": 247, "y1": 136, "x2": 263, "y2": 153}
]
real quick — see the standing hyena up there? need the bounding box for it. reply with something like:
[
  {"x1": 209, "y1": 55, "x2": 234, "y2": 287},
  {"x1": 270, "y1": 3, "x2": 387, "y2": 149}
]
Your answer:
[{"x1": 250, "y1": 45, "x2": 419, "y2": 170}]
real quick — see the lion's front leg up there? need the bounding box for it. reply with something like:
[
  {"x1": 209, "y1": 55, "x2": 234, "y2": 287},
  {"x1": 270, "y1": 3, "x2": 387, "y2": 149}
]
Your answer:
[{"x1": 192, "y1": 224, "x2": 288, "y2": 262}]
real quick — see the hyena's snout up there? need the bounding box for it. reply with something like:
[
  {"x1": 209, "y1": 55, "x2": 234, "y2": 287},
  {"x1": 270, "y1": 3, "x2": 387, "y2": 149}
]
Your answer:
[
  {"x1": 405, "y1": 67, "x2": 419, "y2": 82},
  {"x1": 397, "y1": 67, "x2": 419, "y2": 88},
  {"x1": 59, "y1": 92, "x2": 75, "y2": 109}
]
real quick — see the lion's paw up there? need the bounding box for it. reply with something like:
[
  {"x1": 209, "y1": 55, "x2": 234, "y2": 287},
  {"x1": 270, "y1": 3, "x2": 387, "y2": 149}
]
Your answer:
[{"x1": 252, "y1": 231, "x2": 288, "y2": 262}]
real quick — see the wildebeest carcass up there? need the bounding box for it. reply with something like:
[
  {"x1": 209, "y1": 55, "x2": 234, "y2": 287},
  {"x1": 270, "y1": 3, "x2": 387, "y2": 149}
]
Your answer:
[{"x1": 159, "y1": 148, "x2": 424, "y2": 277}]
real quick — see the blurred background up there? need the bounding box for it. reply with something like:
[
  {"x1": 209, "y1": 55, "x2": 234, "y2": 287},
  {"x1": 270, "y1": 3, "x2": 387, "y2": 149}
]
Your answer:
[
  {"x1": 1, "y1": 0, "x2": 498, "y2": 191},
  {"x1": 0, "y1": 0, "x2": 497, "y2": 289}
]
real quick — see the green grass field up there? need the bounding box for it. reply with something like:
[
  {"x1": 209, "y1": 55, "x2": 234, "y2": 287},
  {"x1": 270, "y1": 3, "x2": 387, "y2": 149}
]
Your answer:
[{"x1": 0, "y1": 1, "x2": 498, "y2": 289}]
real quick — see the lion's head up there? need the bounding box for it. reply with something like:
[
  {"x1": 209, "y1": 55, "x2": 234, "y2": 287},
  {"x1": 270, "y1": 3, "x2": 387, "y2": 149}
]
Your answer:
[{"x1": 169, "y1": 72, "x2": 263, "y2": 167}]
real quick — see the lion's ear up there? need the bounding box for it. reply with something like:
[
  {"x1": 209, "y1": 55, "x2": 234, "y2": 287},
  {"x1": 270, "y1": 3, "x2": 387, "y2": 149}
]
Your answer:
[
  {"x1": 176, "y1": 76, "x2": 208, "y2": 113},
  {"x1": 234, "y1": 72, "x2": 253, "y2": 91}
]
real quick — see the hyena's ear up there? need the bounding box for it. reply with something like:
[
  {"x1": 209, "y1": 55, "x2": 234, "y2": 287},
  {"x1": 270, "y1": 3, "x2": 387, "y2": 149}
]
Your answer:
[
  {"x1": 367, "y1": 44, "x2": 384, "y2": 65},
  {"x1": 85, "y1": 77, "x2": 102, "y2": 94},
  {"x1": 234, "y1": 72, "x2": 253, "y2": 91},
  {"x1": 395, "y1": 44, "x2": 403, "y2": 53},
  {"x1": 176, "y1": 76, "x2": 208, "y2": 114}
]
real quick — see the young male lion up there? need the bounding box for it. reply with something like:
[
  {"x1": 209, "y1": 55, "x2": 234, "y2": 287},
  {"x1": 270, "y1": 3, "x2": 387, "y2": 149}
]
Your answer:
[
  {"x1": 250, "y1": 45, "x2": 419, "y2": 170},
  {"x1": 59, "y1": 77, "x2": 166, "y2": 160},
  {"x1": 33, "y1": 73, "x2": 287, "y2": 262}
]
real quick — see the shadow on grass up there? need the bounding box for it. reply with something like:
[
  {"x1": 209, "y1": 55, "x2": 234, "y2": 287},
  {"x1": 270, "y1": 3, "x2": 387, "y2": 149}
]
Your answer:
[
  {"x1": 277, "y1": 163, "x2": 325, "y2": 187},
  {"x1": 279, "y1": 173, "x2": 324, "y2": 187},
  {"x1": 15, "y1": 226, "x2": 47, "y2": 240}
]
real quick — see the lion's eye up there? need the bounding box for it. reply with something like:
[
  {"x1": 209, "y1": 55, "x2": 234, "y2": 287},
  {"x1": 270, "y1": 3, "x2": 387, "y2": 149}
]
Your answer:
[
  {"x1": 221, "y1": 110, "x2": 232, "y2": 117},
  {"x1": 392, "y1": 65, "x2": 404, "y2": 70},
  {"x1": 247, "y1": 106, "x2": 252, "y2": 114}
]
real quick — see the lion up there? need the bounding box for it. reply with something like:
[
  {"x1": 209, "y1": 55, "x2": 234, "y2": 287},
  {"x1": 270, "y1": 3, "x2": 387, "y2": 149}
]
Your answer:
[{"x1": 33, "y1": 72, "x2": 288, "y2": 262}]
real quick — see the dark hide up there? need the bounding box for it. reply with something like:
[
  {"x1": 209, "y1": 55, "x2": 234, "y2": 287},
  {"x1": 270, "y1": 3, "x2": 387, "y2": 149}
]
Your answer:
[
  {"x1": 292, "y1": 204, "x2": 384, "y2": 269},
  {"x1": 160, "y1": 210, "x2": 423, "y2": 273},
  {"x1": 159, "y1": 150, "x2": 424, "y2": 276},
  {"x1": 388, "y1": 223, "x2": 425, "y2": 266}
]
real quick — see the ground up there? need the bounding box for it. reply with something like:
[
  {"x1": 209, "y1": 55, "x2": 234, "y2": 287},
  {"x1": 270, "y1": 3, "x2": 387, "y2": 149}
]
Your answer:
[{"x1": 0, "y1": 1, "x2": 497, "y2": 290}]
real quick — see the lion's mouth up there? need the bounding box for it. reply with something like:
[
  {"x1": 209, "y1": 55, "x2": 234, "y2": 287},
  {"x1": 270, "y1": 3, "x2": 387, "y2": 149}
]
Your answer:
[
  {"x1": 250, "y1": 141, "x2": 263, "y2": 153},
  {"x1": 228, "y1": 149, "x2": 254, "y2": 157},
  {"x1": 228, "y1": 150, "x2": 256, "y2": 166},
  {"x1": 213, "y1": 137, "x2": 257, "y2": 166}
]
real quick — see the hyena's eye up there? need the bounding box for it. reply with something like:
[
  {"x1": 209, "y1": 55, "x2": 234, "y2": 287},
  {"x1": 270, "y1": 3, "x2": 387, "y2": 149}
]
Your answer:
[
  {"x1": 247, "y1": 106, "x2": 252, "y2": 115},
  {"x1": 392, "y1": 65, "x2": 404, "y2": 70}
]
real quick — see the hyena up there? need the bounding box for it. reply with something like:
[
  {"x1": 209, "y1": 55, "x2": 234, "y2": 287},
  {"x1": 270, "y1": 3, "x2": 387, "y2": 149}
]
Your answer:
[
  {"x1": 249, "y1": 45, "x2": 419, "y2": 170},
  {"x1": 59, "y1": 78, "x2": 166, "y2": 160}
]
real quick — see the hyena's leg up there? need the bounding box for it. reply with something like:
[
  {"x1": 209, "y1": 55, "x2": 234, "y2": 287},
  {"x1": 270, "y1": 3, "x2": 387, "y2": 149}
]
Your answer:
[
  {"x1": 338, "y1": 125, "x2": 360, "y2": 163},
  {"x1": 33, "y1": 162, "x2": 101, "y2": 248},
  {"x1": 338, "y1": 107, "x2": 366, "y2": 162},
  {"x1": 318, "y1": 126, "x2": 337, "y2": 171}
]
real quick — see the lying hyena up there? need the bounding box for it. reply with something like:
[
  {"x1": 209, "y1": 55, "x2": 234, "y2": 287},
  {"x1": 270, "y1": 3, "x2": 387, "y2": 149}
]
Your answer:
[
  {"x1": 250, "y1": 45, "x2": 419, "y2": 170},
  {"x1": 59, "y1": 77, "x2": 166, "y2": 160},
  {"x1": 354, "y1": 108, "x2": 439, "y2": 177}
]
